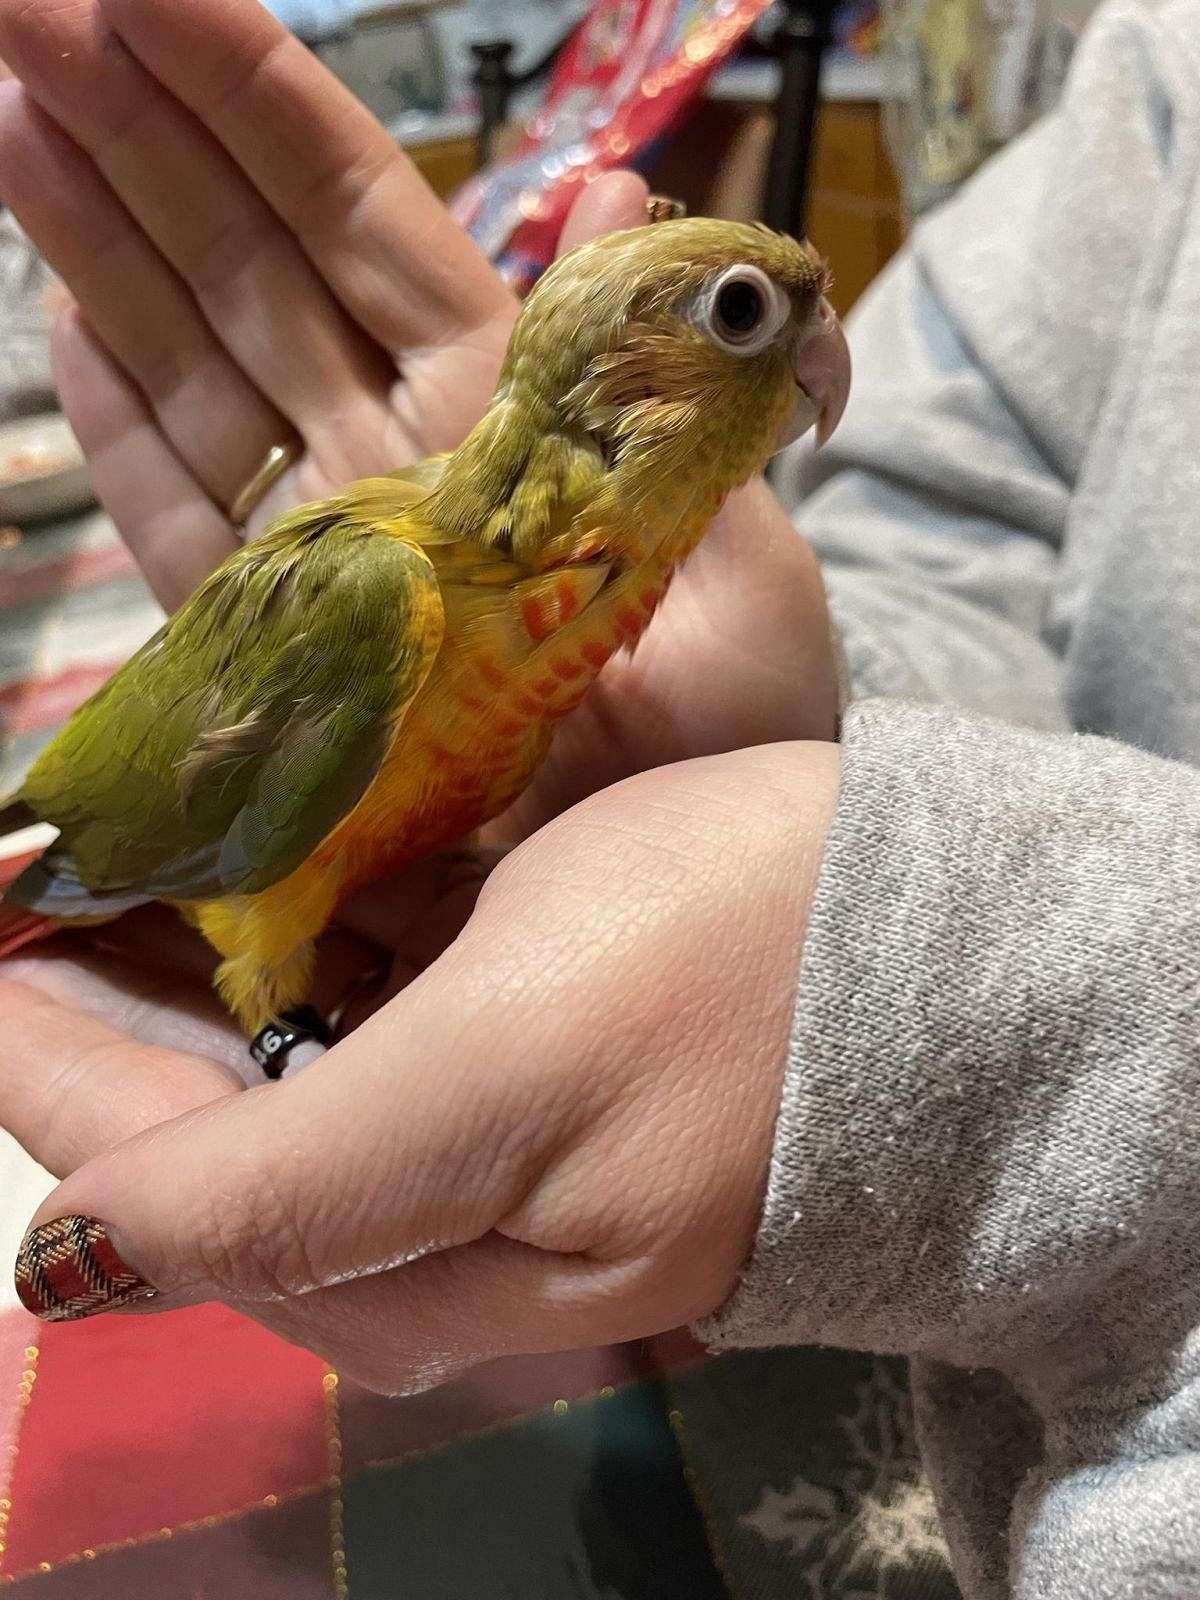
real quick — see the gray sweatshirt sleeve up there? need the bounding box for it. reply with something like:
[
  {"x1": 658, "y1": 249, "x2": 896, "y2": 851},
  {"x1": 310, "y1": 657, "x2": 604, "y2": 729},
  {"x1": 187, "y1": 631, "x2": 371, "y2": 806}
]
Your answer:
[
  {"x1": 701, "y1": 698, "x2": 1200, "y2": 1596},
  {"x1": 701, "y1": 10, "x2": 1200, "y2": 1594},
  {"x1": 773, "y1": 0, "x2": 1173, "y2": 734},
  {"x1": 775, "y1": 257, "x2": 1071, "y2": 732}
]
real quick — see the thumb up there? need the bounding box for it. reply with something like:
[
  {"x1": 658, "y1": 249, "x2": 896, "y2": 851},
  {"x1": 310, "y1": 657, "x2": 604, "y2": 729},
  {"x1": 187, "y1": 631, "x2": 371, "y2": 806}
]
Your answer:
[
  {"x1": 555, "y1": 168, "x2": 649, "y2": 258},
  {"x1": 9, "y1": 951, "x2": 544, "y2": 1321}
]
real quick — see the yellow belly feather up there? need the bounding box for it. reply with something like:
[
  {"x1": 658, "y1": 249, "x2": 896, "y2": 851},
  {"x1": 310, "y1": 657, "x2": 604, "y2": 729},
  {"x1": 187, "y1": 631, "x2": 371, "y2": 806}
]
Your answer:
[{"x1": 192, "y1": 540, "x2": 678, "y2": 1031}]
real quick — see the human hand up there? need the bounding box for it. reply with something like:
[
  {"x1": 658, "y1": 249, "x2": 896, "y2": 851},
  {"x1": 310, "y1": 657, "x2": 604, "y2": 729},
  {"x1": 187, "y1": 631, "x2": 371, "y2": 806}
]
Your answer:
[
  {"x1": 0, "y1": 0, "x2": 841, "y2": 1218},
  {"x1": 8, "y1": 745, "x2": 839, "y2": 1385},
  {"x1": 0, "y1": 0, "x2": 626, "y2": 604},
  {"x1": 0, "y1": 0, "x2": 841, "y2": 775}
]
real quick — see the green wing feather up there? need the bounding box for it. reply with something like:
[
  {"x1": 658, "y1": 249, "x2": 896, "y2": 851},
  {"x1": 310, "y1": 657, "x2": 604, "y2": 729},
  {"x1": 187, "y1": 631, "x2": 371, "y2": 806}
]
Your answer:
[{"x1": 8, "y1": 486, "x2": 444, "y2": 916}]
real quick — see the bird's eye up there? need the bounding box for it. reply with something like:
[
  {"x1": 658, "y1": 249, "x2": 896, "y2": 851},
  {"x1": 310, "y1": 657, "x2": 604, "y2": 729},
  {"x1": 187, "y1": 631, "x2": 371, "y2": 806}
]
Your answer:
[{"x1": 701, "y1": 264, "x2": 791, "y2": 356}]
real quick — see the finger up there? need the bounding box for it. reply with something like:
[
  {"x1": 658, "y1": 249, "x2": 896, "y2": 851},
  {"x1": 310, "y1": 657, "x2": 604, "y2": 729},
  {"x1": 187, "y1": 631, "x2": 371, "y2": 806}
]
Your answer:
[
  {"x1": 50, "y1": 307, "x2": 239, "y2": 609},
  {"x1": 0, "y1": 979, "x2": 241, "y2": 1180},
  {"x1": 0, "y1": 4, "x2": 396, "y2": 487},
  {"x1": 0, "y1": 82, "x2": 290, "y2": 516},
  {"x1": 11, "y1": 932, "x2": 595, "y2": 1312},
  {"x1": 555, "y1": 170, "x2": 650, "y2": 258},
  {"x1": 243, "y1": 1234, "x2": 671, "y2": 1395},
  {"x1": 58, "y1": 903, "x2": 223, "y2": 988},
  {"x1": 335, "y1": 844, "x2": 500, "y2": 953},
  {"x1": 100, "y1": 0, "x2": 514, "y2": 367},
  {"x1": 662, "y1": 475, "x2": 840, "y2": 743},
  {"x1": 0, "y1": 940, "x2": 241, "y2": 1068}
]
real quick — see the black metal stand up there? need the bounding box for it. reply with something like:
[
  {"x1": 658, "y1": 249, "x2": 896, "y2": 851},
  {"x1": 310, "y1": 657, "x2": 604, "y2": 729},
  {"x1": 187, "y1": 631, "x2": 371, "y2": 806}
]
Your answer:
[
  {"x1": 470, "y1": 39, "x2": 516, "y2": 169},
  {"x1": 762, "y1": 0, "x2": 837, "y2": 237},
  {"x1": 471, "y1": 24, "x2": 589, "y2": 172}
]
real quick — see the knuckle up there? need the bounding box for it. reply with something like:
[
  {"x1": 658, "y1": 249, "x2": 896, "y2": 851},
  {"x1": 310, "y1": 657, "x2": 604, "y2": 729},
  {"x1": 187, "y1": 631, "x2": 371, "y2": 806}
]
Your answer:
[
  {"x1": 184, "y1": 211, "x2": 276, "y2": 307},
  {"x1": 287, "y1": 143, "x2": 396, "y2": 239},
  {"x1": 0, "y1": 0, "x2": 80, "y2": 56}
]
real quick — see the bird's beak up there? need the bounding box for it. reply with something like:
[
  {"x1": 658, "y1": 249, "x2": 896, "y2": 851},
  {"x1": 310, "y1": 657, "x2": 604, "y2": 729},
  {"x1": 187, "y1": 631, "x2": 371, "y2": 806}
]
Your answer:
[{"x1": 779, "y1": 296, "x2": 851, "y2": 451}]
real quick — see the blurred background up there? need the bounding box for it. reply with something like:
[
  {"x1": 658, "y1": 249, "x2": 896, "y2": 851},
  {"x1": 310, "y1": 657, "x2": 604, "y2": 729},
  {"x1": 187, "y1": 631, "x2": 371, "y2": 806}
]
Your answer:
[{"x1": 288, "y1": 0, "x2": 1104, "y2": 310}]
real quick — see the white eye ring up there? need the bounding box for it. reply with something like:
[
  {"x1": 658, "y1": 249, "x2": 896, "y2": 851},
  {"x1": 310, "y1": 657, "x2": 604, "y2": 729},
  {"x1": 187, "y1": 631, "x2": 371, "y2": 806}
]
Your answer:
[{"x1": 699, "y1": 263, "x2": 792, "y2": 356}]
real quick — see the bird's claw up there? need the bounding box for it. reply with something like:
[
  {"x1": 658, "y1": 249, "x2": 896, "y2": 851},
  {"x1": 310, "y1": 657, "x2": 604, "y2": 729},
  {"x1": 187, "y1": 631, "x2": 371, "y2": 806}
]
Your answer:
[
  {"x1": 249, "y1": 1006, "x2": 332, "y2": 1080},
  {"x1": 646, "y1": 195, "x2": 687, "y2": 224}
]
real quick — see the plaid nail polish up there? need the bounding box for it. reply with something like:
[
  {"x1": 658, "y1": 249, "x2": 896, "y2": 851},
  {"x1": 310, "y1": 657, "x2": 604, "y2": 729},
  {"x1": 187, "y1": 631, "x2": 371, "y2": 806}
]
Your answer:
[{"x1": 14, "y1": 1215, "x2": 157, "y2": 1322}]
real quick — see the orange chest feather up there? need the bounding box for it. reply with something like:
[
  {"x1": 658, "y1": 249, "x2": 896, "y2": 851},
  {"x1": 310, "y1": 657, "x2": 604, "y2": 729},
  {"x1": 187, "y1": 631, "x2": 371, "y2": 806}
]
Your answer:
[{"x1": 321, "y1": 550, "x2": 676, "y2": 880}]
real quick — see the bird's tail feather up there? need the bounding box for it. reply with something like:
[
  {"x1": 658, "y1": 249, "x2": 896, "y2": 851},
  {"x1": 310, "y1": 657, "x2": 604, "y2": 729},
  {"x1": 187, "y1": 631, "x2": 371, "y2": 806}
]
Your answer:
[
  {"x1": 0, "y1": 903, "x2": 57, "y2": 958},
  {"x1": 0, "y1": 796, "x2": 37, "y2": 839},
  {"x1": 0, "y1": 852, "x2": 59, "y2": 957},
  {"x1": 0, "y1": 798, "x2": 60, "y2": 955}
]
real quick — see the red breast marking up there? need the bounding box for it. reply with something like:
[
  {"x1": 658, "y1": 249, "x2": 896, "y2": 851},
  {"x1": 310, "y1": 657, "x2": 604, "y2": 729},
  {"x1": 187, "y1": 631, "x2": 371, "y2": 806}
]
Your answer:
[
  {"x1": 493, "y1": 716, "x2": 524, "y2": 737},
  {"x1": 520, "y1": 595, "x2": 551, "y2": 643},
  {"x1": 615, "y1": 606, "x2": 642, "y2": 640},
  {"x1": 516, "y1": 692, "x2": 543, "y2": 718},
  {"x1": 533, "y1": 675, "x2": 559, "y2": 698},
  {"x1": 581, "y1": 641, "x2": 611, "y2": 671},
  {"x1": 640, "y1": 586, "x2": 661, "y2": 613},
  {"x1": 460, "y1": 691, "x2": 485, "y2": 713},
  {"x1": 478, "y1": 656, "x2": 505, "y2": 690},
  {"x1": 552, "y1": 656, "x2": 585, "y2": 682},
  {"x1": 555, "y1": 575, "x2": 583, "y2": 621}
]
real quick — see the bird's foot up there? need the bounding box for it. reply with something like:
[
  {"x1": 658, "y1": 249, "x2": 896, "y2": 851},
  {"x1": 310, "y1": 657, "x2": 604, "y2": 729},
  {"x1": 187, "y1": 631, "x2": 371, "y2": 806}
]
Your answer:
[{"x1": 249, "y1": 1006, "x2": 332, "y2": 1081}]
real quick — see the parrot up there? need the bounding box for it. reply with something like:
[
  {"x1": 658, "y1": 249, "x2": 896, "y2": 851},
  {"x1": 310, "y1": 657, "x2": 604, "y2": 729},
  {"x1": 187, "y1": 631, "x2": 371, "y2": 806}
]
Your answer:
[{"x1": 0, "y1": 215, "x2": 850, "y2": 1076}]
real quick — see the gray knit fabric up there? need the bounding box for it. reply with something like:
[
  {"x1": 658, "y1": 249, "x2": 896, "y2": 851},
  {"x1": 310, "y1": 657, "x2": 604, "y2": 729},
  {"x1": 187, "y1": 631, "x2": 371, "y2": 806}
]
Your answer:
[
  {"x1": 698, "y1": 2, "x2": 1200, "y2": 1595},
  {"x1": 706, "y1": 705, "x2": 1200, "y2": 1595}
]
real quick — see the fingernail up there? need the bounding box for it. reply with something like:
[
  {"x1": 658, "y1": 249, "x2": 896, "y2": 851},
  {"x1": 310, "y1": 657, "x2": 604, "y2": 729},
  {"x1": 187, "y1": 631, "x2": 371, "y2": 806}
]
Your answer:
[{"x1": 14, "y1": 1215, "x2": 157, "y2": 1323}]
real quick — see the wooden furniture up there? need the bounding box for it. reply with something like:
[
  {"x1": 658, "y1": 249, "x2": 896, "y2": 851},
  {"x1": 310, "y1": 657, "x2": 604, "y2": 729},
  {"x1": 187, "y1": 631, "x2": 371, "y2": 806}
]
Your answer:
[
  {"x1": 405, "y1": 129, "x2": 480, "y2": 198},
  {"x1": 807, "y1": 99, "x2": 904, "y2": 315},
  {"x1": 761, "y1": 0, "x2": 838, "y2": 237}
]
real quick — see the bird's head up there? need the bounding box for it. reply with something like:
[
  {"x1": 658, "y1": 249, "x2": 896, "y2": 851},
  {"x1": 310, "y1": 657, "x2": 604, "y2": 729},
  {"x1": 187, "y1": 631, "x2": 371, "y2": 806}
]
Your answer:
[
  {"x1": 429, "y1": 217, "x2": 850, "y2": 561},
  {"x1": 509, "y1": 216, "x2": 849, "y2": 474}
]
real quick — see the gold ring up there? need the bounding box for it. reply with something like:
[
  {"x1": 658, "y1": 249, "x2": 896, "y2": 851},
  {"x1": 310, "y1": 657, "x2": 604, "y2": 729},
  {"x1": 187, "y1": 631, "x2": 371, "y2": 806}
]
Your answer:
[
  {"x1": 646, "y1": 195, "x2": 687, "y2": 224},
  {"x1": 228, "y1": 441, "x2": 301, "y2": 527}
]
